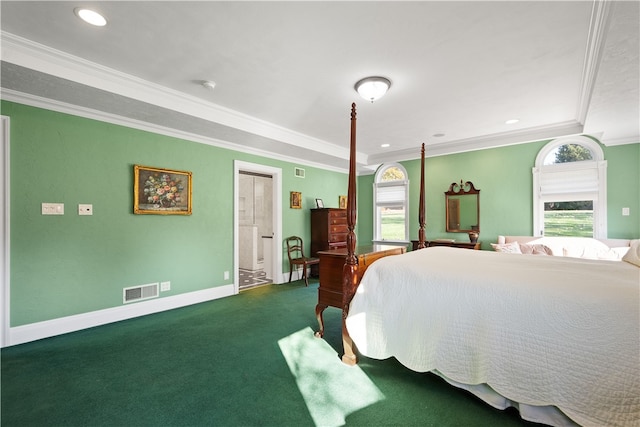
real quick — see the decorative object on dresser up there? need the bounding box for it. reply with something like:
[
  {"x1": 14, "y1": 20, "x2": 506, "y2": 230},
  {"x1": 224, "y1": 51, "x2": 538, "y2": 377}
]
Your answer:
[
  {"x1": 315, "y1": 198, "x2": 324, "y2": 208},
  {"x1": 290, "y1": 191, "x2": 301, "y2": 209},
  {"x1": 411, "y1": 239, "x2": 480, "y2": 251},
  {"x1": 310, "y1": 208, "x2": 347, "y2": 256},
  {"x1": 444, "y1": 180, "x2": 480, "y2": 233},
  {"x1": 133, "y1": 165, "x2": 192, "y2": 215},
  {"x1": 285, "y1": 236, "x2": 319, "y2": 287}
]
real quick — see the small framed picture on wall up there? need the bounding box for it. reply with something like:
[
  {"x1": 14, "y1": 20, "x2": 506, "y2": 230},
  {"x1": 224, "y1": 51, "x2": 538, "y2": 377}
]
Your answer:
[
  {"x1": 339, "y1": 195, "x2": 347, "y2": 209},
  {"x1": 290, "y1": 191, "x2": 302, "y2": 209}
]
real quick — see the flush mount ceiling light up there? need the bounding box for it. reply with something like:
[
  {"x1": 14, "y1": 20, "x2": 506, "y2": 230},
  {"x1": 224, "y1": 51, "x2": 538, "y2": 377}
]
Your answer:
[
  {"x1": 505, "y1": 119, "x2": 520, "y2": 124},
  {"x1": 355, "y1": 76, "x2": 391, "y2": 103},
  {"x1": 74, "y1": 8, "x2": 107, "y2": 26}
]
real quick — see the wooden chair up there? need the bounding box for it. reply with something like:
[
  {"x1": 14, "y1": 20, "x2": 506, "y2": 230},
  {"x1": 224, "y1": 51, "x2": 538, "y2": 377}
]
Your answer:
[{"x1": 285, "y1": 236, "x2": 319, "y2": 286}]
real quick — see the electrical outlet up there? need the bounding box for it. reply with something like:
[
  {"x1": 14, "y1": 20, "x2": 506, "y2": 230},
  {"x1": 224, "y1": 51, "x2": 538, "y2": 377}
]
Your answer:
[
  {"x1": 160, "y1": 281, "x2": 171, "y2": 291},
  {"x1": 224, "y1": 271, "x2": 229, "y2": 280},
  {"x1": 42, "y1": 203, "x2": 64, "y2": 215},
  {"x1": 78, "y1": 204, "x2": 93, "y2": 215}
]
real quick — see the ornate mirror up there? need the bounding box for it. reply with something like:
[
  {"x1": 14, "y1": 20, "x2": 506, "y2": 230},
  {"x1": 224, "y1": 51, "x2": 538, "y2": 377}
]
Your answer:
[{"x1": 445, "y1": 180, "x2": 480, "y2": 233}]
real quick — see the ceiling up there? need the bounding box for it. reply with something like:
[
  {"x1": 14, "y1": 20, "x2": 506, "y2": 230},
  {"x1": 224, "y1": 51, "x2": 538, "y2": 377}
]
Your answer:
[{"x1": 1, "y1": 1, "x2": 638, "y2": 173}]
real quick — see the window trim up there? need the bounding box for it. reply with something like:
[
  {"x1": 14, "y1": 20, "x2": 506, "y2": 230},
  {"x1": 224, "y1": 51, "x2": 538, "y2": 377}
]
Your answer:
[
  {"x1": 373, "y1": 163, "x2": 410, "y2": 243},
  {"x1": 532, "y1": 136, "x2": 607, "y2": 238}
]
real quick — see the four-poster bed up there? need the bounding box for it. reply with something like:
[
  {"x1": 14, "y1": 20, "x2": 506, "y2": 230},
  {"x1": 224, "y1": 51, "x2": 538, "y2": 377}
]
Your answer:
[{"x1": 325, "y1": 103, "x2": 639, "y2": 426}]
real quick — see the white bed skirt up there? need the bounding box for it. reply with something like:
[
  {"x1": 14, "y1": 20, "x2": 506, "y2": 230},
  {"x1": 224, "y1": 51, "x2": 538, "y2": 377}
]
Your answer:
[{"x1": 433, "y1": 370, "x2": 579, "y2": 427}]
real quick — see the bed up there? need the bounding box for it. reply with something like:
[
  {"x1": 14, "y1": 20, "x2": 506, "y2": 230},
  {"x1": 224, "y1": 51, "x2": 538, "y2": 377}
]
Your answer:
[{"x1": 335, "y1": 103, "x2": 640, "y2": 427}]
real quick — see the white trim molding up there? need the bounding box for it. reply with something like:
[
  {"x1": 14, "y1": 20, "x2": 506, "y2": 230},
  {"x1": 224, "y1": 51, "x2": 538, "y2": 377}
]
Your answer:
[
  {"x1": 7, "y1": 285, "x2": 235, "y2": 347},
  {"x1": 1, "y1": 116, "x2": 10, "y2": 348},
  {"x1": 234, "y1": 161, "x2": 283, "y2": 292}
]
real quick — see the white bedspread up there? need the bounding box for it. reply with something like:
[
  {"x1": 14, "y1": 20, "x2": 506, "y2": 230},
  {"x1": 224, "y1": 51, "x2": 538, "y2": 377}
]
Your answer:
[{"x1": 346, "y1": 247, "x2": 640, "y2": 427}]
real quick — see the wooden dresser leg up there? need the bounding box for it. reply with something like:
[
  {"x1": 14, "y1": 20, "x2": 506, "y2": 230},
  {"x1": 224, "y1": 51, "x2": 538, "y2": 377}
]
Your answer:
[{"x1": 314, "y1": 303, "x2": 327, "y2": 338}]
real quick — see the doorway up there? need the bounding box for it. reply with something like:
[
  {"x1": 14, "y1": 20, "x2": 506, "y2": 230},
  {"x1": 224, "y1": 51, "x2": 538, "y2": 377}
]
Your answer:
[
  {"x1": 234, "y1": 161, "x2": 282, "y2": 293},
  {"x1": 238, "y1": 171, "x2": 272, "y2": 289}
]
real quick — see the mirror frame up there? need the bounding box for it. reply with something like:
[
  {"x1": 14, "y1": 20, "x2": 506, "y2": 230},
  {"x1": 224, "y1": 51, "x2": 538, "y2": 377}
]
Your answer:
[{"x1": 444, "y1": 180, "x2": 480, "y2": 233}]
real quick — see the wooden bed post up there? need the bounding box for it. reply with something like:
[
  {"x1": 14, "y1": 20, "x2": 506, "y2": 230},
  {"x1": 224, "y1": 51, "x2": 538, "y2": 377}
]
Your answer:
[
  {"x1": 417, "y1": 143, "x2": 427, "y2": 249},
  {"x1": 342, "y1": 103, "x2": 359, "y2": 365}
]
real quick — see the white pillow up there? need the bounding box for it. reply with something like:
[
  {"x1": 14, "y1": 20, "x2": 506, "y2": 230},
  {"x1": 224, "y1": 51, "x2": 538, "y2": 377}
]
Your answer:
[
  {"x1": 520, "y1": 243, "x2": 553, "y2": 255},
  {"x1": 622, "y1": 240, "x2": 640, "y2": 267},
  {"x1": 491, "y1": 242, "x2": 522, "y2": 254},
  {"x1": 563, "y1": 246, "x2": 629, "y2": 260},
  {"x1": 529, "y1": 236, "x2": 610, "y2": 257}
]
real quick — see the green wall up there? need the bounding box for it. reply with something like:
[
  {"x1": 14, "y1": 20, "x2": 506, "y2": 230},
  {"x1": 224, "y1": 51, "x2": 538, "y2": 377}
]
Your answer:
[
  {"x1": 5, "y1": 99, "x2": 639, "y2": 328},
  {"x1": 4, "y1": 101, "x2": 347, "y2": 326},
  {"x1": 357, "y1": 140, "x2": 640, "y2": 246}
]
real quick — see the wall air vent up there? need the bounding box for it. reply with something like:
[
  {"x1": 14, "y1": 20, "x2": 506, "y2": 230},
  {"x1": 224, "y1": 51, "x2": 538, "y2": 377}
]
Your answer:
[
  {"x1": 294, "y1": 167, "x2": 305, "y2": 178},
  {"x1": 123, "y1": 283, "x2": 159, "y2": 304}
]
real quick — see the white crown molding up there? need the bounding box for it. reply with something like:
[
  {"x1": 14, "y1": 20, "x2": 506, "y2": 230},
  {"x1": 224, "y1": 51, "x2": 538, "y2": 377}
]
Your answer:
[
  {"x1": 598, "y1": 135, "x2": 640, "y2": 147},
  {"x1": 368, "y1": 120, "x2": 586, "y2": 164},
  {"x1": 576, "y1": 0, "x2": 613, "y2": 125},
  {"x1": 1, "y1": 31, "x2": 368, "y2": 166},
  {"x1": 1, "y1": 89, "x2": 352, "y2": 174}
]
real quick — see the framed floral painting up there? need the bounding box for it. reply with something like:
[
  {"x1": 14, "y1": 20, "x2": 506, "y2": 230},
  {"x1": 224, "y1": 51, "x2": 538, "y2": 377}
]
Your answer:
[{"x1": 134, "y1": 165, "x2": 192, "y2": 215}]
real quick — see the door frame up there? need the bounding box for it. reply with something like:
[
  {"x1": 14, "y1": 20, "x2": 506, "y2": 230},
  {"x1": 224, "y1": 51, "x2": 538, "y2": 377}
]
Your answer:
[
  {"x1": 234, "y1": 161, "x2": 282, "y2": 293},
  {"x1": 1, "y1": 116, "x2": 10, "y2": 347}
]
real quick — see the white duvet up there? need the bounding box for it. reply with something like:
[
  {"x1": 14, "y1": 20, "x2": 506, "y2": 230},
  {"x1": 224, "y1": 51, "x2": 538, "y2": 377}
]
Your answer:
[{"x1": 345, "y1": 247, "x2": 640, "y2": 427}]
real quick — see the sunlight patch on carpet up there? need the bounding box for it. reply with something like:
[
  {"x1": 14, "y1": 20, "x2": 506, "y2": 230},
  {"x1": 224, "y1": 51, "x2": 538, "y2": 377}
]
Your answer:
[{"x1": 278, "y1": 327, "x2": 385, "y2": 427}]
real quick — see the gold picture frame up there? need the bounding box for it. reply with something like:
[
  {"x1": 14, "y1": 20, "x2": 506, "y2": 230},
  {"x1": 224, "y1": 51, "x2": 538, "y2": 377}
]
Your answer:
[
  {"x1": 339, "y1": 195, "x2": 347, "y2": 209},
  {"x1": 290, "y1": 191, "x2": 302, "y2": 209},
  {"x1": 134, "y1": 165, "x2": 192, "y2": 215}
]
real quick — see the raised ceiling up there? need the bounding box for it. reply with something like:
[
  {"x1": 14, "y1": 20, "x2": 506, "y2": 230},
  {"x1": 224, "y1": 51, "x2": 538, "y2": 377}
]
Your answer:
[{"x1": 1, "y1": 1, "x2": 638, "y2": 172}]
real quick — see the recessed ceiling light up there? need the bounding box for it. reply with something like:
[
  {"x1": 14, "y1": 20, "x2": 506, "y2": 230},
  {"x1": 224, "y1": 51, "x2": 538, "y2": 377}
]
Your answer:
[
  {"x1": 505, "y1": 119, "x2": 519, "y2": 124},
  {"x1": 74, "y1": 8, "x2": 107, "y2": 26},
  {"x1": 201, "y1": 80, "x2": 216, "y2": 90},
  {"x1": 381, "y1": 143, "x2": 390, "y2": 148}
]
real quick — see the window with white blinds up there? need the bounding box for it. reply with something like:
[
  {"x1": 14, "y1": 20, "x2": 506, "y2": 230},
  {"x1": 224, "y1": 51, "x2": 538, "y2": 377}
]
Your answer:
[
  {"x1": 538, "y1": 163, "x2": 600, "y2": 197},
  {"x1": 533, "y1": 136, "x2": 607, "y2": 238},
  {"x1": 373, "y1": 163, "x2": 409, "y2": 242}
]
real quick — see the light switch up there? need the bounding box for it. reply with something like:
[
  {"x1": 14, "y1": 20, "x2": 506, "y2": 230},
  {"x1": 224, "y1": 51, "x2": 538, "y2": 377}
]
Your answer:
[
  {"x1": 42, "y1": 203, "x2": 64, "y2": 215},
  {"x1": 78, "y1": 204, "x2": 93, "y2": 215},
  {"x1": 622, "y1": 207, "x2": 630, "y2": 216}
]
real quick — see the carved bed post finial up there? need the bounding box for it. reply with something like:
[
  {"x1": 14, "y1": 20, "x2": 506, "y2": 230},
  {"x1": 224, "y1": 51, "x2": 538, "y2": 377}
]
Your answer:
[
  {"x1": 417, "y1": 143, "x2": 427, "y2": 249},
  {"x1": 342, "y1": 102, "x2": 359, "y2": 365}
]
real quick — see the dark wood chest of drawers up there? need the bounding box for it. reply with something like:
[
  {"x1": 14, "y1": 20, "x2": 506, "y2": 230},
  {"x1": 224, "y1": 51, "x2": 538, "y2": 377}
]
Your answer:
[{"x1": 310, "y1": 208, "x2": 347, "y2": 256}]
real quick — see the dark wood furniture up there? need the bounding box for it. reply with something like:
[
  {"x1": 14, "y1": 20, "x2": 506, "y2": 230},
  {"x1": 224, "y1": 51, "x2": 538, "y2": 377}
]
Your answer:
[
  {"x1": 445, "y1": 180, "x2": 480, "y2": 233},
  {"x1": 411, "y1": 240, "x2": 481, "y2": 251},
  {"x1": 310, "y1": 208, "x2": 347, "y2": 256},
  {"x1": 322, "y1": 104, "x2": 425, "y2": 365},
  {"x1": 285, "y1": 236, "x2": 319, "y2": 287},
  {"x1": 314, "y1": 244, "x2": 407, "y2": 339}
]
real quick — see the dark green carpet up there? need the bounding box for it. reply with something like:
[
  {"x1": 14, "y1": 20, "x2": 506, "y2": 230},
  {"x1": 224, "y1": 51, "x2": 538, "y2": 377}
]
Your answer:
[{"x1": 1, "y1": 280, "x2": 545, "y2": 426}]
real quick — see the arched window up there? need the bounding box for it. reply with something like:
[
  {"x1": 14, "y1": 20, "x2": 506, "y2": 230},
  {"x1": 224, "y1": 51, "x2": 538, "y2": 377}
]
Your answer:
[
  {"x1": 373, "y1": 163, "x2": 409, "y2": 243},
  {"x1": 532, "y1": 136, "x2": 607, "y2": 238}
]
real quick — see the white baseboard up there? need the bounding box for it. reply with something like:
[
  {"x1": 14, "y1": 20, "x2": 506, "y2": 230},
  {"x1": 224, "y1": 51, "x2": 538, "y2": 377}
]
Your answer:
[{"x1": 7, "y1": 284, "x2": 235, "y2": 347}]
